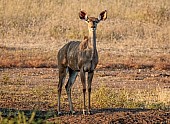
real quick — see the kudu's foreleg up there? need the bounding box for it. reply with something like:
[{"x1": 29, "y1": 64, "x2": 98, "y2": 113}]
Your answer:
[
  {"x1": 87, "y1": 71, "x2": 94, "y2": 114},
  {"x1": 80, "y1": 68, "x2": 86, "y2": 114}
]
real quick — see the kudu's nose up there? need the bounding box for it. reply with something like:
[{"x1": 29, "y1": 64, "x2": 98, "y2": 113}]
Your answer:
[{"x1": 91, "y1": 25, "x2": 95, "y2": 29}]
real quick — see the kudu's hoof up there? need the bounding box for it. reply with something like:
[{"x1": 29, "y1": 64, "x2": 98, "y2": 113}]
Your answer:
[
  {"x1": 83, "y1": 109, "x2": 92, "y2": 115},
  {"x1": 83, "y1": 109, "x2": 86, "y2": 115},
  {"x1": 57, "y1": 111, "x2": 62, "y2": 116},
  {"x1": 87, "y1": 111, "x2": 92, "y2": 115},
  {"x1": 69, "y1": 111, "x2": 76, "y2": 115}
]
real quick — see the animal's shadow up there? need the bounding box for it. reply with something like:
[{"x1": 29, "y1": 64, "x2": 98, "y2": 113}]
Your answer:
[
  {"x1": 69, "y1": 108, "x2": 150, "y2": 116},
  {"x1": 0, "y1": 107, "x2": 150, "y2": 119}
]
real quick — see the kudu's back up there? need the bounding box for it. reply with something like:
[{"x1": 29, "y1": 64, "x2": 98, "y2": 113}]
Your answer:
[{"x1": 58, "y1": 41, "x2": 81, "y2": 71}]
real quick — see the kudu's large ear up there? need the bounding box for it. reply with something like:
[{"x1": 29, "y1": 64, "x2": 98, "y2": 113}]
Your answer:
[
  {"x1": 98, "y1": 10, "x2": 107, "y2": 21},
  {"x1": 79, "y1": 10, "x2": 88, "y2": 21}
]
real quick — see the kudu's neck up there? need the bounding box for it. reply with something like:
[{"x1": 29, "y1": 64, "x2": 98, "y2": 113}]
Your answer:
[{"x1": 88, "y1": 30, "x2": 97, "y2": 50}]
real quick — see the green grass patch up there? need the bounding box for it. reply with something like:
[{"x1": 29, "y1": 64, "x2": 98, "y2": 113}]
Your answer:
[
  {"x1": 0, "y1": 111, "x2": 43, "y2": 124},
  {"x1": 91, "y1": 85, "x2": 170, "y2": 110}
]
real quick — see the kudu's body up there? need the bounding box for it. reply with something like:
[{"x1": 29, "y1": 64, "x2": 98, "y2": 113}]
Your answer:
[{"x1": 57, "y1": 10, "x2": 107, "y2": 115}]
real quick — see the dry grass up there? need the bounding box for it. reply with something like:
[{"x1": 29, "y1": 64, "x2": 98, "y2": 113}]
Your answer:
[
  {"x1": 1, "y1": 0, "x2": 170, "y2": 39},
  {"x1": 98, "y1": 52, "x2": 170, "y2": 70},
  {"x1": 0, "y1": 46, "x2": 56, "y2": 68}
]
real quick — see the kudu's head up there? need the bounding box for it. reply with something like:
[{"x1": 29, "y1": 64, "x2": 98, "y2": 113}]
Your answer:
[{"x1": 79, "y1": 10, "x2": 107, "y2": 32}]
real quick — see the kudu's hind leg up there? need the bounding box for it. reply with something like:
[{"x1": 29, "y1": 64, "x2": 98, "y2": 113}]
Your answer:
[
  {"x1": 65, "y1": 68, "x2": 78, "y2": 114},
  {"x1": 58, "y1": 66, "x2": 67, "y2": 115},
  {"x1": 87, "y1": 71, "x2": 94, "y2": 114}
]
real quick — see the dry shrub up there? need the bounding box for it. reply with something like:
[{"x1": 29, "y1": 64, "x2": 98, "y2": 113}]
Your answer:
[
  {"x1": 155, "y1": 63, "x2": 170, "y2": 70},
  {"x1": 0, "y1": 47, "x2": 57, "y2": 68},
  {"x1": 152, "y1": 55, "x2": 170, "y2": 70},
  {"x1": 98, "y1": 52, "x2": 170, "y2": 70}
]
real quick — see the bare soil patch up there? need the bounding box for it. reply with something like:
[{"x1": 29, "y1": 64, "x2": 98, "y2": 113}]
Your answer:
[
  {"x1": 0, "y1": 68, "x2": 169, "y2": 123},
  {"x1": 50, "y1": 109, "x2": 170, "y2": 124}
]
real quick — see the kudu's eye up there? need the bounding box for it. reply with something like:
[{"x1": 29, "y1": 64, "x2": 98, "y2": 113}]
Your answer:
[{"x1": 86, "y1": 20, "x2": 90, "y2": 23}]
